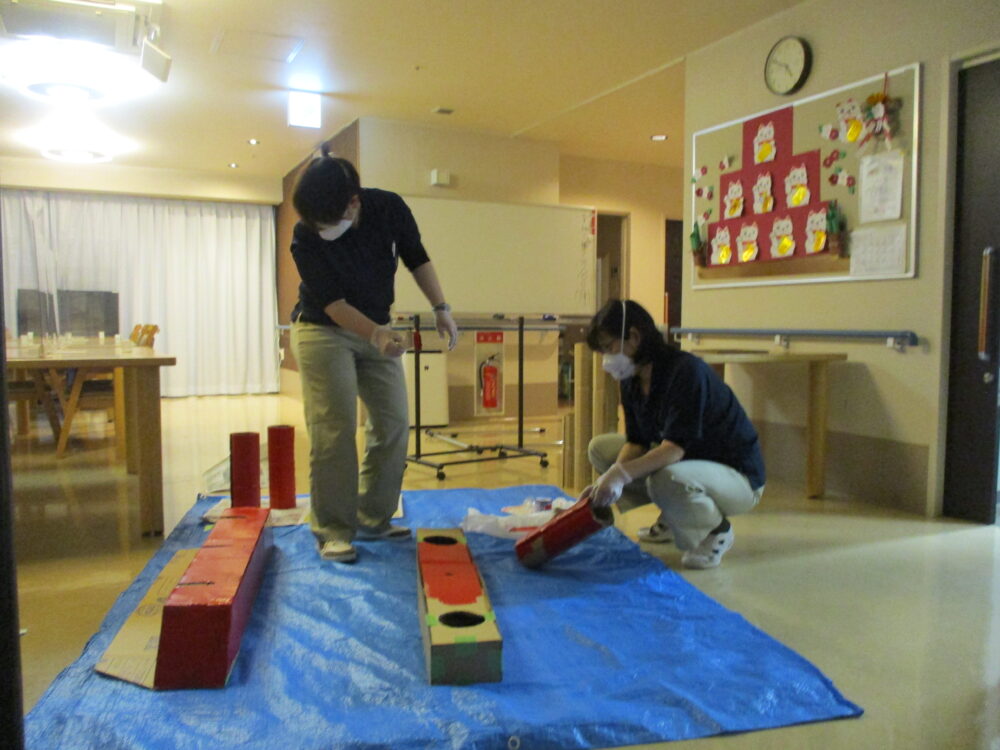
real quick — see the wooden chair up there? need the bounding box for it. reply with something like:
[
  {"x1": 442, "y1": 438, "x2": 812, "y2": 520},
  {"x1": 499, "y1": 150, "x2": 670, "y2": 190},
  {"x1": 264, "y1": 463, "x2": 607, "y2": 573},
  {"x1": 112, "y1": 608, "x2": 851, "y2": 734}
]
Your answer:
[
  {"x1": 51, "y1": 366, "x2": 122, "y2": 458},
  {"x1": 7, "y1": 369, "x2": 62, "y2": 443},
  {"x1": 136, "y1": 324, "x2": 159, "y2": 347}
]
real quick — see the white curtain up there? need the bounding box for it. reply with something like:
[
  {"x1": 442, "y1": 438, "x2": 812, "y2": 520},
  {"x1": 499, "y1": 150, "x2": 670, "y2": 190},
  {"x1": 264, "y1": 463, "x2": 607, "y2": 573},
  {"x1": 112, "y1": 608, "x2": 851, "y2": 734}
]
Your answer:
[{"x1": 1, "y1": 188, "x2": 279, "y2": 396}]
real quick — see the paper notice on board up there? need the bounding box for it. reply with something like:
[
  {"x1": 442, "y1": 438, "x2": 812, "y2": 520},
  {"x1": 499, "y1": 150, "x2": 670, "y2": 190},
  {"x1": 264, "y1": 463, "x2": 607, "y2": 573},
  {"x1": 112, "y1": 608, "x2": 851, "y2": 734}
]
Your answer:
[
  {"x1": 850, "y1": 223, "x2": 907, "y2": 276},
  {"x1": 859, "y1": 150, "x2": 904, "y2": 223}
]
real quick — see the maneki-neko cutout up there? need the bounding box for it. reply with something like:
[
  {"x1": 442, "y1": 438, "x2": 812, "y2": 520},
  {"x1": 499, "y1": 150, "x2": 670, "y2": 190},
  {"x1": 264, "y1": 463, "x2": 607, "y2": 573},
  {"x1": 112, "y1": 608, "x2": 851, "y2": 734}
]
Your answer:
[
  {"x1": 752, "y1": 173, "x2": 774, "y2": 214},
  {"x1": 711, "y1": 226, "x2": 733, "y2": 265},
  {"x1": 835, "y1": 99, "x2": 866, "y2": 144},
  {"x1": 805, "y1": 209, "x2": 828, "y2": 254},
  {"x1": 769, "y1": 217, "x2": 796, "y2": 258},
  {"x1": 723, "y1": 181, "x2": 744, "y2": 218},
  {"x1": 753, "y1": 121, "x2": 777, "y2": 164},
  {"x1": 784, "y1": 164, "x2": 811, "y2": 208},
  {"x1": 737, "y1": 224, "x2": 760, "y2": 263}
]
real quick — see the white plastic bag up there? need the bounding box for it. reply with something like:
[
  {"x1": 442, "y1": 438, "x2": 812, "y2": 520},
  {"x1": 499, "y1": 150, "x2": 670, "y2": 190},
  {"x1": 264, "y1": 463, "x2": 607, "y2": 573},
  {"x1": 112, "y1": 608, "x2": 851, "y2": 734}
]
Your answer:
[{"x1": 460, "y1": 498, "x2": 575, "y2": 539}]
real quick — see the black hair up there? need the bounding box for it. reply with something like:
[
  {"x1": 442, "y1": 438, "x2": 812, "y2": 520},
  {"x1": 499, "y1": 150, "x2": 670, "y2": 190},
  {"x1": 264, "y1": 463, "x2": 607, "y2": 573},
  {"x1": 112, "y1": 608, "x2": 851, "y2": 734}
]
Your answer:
[
  {"x1": 585, "y1": 298, "x2": 671, "y2": 365},
  {"x1": 292, "y1": 145, "x2": 361, "y2": 230}
]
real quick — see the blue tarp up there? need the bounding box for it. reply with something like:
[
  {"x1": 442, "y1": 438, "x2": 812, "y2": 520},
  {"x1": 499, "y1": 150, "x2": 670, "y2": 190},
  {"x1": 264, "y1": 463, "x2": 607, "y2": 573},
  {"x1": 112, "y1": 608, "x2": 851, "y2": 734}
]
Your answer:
[{"x1": 25, "y1": 484, "x2": 862, "y2": 749}]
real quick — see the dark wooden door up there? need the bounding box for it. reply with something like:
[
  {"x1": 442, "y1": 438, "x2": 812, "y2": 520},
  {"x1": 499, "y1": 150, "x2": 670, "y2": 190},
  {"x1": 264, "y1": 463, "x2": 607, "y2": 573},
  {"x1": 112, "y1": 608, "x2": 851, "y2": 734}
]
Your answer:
[
  {"x1": 944, "y1": 58, "x2": 1000, "y2": 523},
  {"x1": 665, "y1": 219, "x2": 683, "y2": 328}
]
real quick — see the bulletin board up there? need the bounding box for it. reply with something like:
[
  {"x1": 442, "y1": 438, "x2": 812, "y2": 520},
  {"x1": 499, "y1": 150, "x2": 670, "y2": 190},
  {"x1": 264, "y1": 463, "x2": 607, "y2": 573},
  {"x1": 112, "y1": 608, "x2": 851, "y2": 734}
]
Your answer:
[
  {"x1": 393, "y1": 195, "x2": 596, "y2": 315},
  {"x1": 690, "y1": 63, "x2": 920, "y2": 289}
]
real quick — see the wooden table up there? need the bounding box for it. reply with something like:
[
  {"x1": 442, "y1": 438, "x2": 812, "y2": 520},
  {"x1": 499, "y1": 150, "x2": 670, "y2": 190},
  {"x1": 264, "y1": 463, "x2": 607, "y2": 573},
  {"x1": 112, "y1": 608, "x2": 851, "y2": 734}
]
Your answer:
[
  {"x1": 6, "y1": 341, "x2": 177, "y2": 535},
  {"x1": 693, "y1": 350, "x2": 848, "y2": 498}
]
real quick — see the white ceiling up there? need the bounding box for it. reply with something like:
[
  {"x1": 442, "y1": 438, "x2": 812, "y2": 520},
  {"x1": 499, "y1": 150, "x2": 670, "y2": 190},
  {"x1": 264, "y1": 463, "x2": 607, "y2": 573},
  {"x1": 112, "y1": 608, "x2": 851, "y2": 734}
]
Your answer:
[{"x1": 0, "y1": 0, "x2": 805, "y2": 181}]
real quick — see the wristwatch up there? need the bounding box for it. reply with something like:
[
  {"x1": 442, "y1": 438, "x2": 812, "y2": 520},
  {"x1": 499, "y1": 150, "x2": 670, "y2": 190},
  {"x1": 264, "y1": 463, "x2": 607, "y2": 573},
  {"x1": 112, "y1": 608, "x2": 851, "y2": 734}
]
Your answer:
[{"x1": 432, "y1": 302, "x2": 451, "y2": 313}]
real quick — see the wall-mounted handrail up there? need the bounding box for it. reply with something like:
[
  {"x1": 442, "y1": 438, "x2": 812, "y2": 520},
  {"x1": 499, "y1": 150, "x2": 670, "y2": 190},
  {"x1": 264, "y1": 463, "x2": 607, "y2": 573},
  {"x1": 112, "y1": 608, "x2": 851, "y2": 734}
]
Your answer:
[{"x1": 668, "y1": 327, "x2": 919, "y2": 352}]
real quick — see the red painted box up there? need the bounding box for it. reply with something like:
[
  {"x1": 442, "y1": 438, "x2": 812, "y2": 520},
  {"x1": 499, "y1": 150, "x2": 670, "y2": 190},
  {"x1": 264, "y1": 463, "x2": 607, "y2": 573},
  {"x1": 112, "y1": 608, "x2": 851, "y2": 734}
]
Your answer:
[{"x1": 153, "y1": 507, "x2": 271, "y2": 689}]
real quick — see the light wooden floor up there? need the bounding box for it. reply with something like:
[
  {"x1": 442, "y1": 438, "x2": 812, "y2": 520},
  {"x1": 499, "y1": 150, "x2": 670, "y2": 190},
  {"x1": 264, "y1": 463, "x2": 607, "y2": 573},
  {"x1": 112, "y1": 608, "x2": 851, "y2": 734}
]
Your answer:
[{"x1": 10, "y1": 394, "x2": 1000, "y2": 749}]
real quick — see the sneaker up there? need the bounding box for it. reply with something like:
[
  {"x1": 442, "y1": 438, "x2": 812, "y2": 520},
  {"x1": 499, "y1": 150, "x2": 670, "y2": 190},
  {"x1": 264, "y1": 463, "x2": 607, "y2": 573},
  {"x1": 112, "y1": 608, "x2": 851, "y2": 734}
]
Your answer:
[
  {"x1": 319, "y1": 540, "x2": 358, "y2": 563},
  {"x1": 355, "y1": 524, "x2": 412, "y2": 541},
  {"x1": 637, "y1": 520, "x2": 673, "y2": 544},
  {"x1": 681, "y1": 527, "x2": 735, "y2": 569}
]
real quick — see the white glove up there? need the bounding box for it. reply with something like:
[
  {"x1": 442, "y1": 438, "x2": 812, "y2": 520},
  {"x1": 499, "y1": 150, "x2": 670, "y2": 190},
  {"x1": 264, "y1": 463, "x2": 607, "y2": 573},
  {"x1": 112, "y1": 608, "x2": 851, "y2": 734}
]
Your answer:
[
  {"x1": 434, "y1": 309, "x2": 458, "y2": 351},
  {"x1": 369, "y1": 325, "x2": 407, "y2": 357},
  {"x1": 590, "y1": 463, "x2": 632, "y2": 507}
]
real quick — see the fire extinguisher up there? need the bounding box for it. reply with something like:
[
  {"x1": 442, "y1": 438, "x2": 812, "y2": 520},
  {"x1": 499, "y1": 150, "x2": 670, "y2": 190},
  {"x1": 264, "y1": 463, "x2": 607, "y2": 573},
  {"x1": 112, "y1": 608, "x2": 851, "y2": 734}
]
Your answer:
[{"x1": 479, "y1": 355, "x2": 499, "y2": 409}]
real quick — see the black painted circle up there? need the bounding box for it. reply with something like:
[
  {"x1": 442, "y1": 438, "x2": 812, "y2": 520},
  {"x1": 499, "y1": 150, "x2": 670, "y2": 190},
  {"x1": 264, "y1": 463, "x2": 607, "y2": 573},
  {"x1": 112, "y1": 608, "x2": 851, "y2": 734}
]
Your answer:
[
  {"x1": 439, "y1": 611, "x2": 486, "y2": 628},
  {"x1": 424, "y1": 535, "x2": 459, "y2": 545}
]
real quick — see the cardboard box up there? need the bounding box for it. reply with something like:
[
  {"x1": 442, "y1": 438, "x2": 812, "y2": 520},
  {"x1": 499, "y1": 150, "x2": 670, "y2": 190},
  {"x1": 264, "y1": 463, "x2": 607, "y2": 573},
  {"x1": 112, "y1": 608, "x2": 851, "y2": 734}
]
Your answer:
[{"x1": 416, "y1": 528, "x2": 502, "y2": 685}]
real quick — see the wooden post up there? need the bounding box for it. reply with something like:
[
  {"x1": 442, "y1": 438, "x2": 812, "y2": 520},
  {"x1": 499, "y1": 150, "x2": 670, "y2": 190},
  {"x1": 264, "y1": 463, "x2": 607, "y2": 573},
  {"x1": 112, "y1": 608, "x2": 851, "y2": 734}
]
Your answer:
[
  {"x1": 605, "y1": 378, "x2": 620, "y2": 434},
  {"x1": 592, "y1": 354, "x2": 605, "y2": 439},
  {"x1": 806, "y1": 360, "x2": 830, "y2": 498},
  {"x1": 592, "y1": 359, "x2": 620, "y2": 436},
  {"x1": 113, "y1": 367, "x2": 126, "y2": 461},
  {"x1": 573, "y1": 343, "x2": 593, "y2": 490},
  {"x1": 561, "y1": 412, "x2": 575, "y2": 491}
]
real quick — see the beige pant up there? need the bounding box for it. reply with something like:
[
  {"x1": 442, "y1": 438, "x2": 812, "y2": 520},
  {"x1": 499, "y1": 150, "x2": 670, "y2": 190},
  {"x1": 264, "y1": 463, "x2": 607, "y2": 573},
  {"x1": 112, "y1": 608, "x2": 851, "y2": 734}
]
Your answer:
[
  {"x1": 588, "y1": 433, "x2": 762, "y2": 550},
  {"x1": 292, "y1": 321, "x2": 409, "y2": 543}
]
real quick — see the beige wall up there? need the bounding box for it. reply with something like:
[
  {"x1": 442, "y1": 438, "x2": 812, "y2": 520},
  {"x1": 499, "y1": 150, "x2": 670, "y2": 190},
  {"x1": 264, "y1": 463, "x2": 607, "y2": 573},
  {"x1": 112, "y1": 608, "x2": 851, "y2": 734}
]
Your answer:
[
  {"x1": 559, "y1": 155, "x2": 685, "y2": 320},
  {"x1": 357, "y1": 117, "x2": 560, "y2": 204},
  {"x1": 683, "y1": 0, "x2": 1000, "y2": 514},
  {"x1": 0, "y1": 155, "x2": 281, "y2": 203}
]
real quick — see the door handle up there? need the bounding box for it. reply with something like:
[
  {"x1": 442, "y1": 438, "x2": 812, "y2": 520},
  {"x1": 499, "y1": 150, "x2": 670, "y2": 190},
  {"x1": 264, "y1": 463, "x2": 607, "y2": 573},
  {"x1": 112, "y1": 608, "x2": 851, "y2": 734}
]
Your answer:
[{"x1": 979, "y1": 246, "x2": 996, "y2": 361}]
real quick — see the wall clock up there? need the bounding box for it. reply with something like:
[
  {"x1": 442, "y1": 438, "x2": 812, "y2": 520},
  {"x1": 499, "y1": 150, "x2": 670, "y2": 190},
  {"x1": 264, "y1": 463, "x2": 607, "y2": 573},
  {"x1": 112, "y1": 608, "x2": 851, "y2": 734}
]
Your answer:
[{"x1": 764, "y1": 36, "x2": 812, "y2": 95}]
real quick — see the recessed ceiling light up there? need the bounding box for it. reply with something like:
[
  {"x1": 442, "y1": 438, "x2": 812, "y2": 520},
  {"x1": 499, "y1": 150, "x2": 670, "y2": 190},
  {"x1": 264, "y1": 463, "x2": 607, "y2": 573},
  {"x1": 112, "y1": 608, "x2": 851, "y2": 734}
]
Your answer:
[
  {"x1": 228, "y1": 162, "x2": 239, "y2": 168},
  {"x1": 17, "y1": 107, "x2": 136, "y2": 163},
  {"x1": 0, "y1": 38, "x2": 161, "y2": 105},
  {"x1": 248, "y1": 138, "x2": 260, "y2": 145},
  {"x1": 650, "y1": 134, "x2": 668, "y2": 142}
]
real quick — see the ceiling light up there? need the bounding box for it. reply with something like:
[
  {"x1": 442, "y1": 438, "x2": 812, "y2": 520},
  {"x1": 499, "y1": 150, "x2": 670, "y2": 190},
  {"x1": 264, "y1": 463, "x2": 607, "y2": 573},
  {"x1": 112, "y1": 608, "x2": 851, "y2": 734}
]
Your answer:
[
  {"x1": 287, "y1": 90, "x2": 321, "y2": 129},
  {"x1": 17, "y1": 107, "x2": 136, "y2": 163},
  {"x1": 432, "y1": 106, "x2": 454, "y2": 115},
  {"x1": 0, "y1": 37, "x2": 161, "y2": 105},
  {"x1": 228, "y1": 162, "x2": 238, "y2": 168},
  {"x1": 248, "y1": 138, "x2": 260, "y2": 145},
  {"x1": 650, "y1": 134, "x2": 668, "y2": 141}
]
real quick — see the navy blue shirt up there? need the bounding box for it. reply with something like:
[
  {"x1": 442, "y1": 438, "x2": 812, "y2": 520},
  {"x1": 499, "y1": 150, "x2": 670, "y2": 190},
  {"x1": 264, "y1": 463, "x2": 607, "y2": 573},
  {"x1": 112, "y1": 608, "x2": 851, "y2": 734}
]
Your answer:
[
  {"x1": 290, "y1": 188, "x2": 431, "y2": 326},
  {"x1": 621, "y1": 347, "x2": 765, "y2": 490}
]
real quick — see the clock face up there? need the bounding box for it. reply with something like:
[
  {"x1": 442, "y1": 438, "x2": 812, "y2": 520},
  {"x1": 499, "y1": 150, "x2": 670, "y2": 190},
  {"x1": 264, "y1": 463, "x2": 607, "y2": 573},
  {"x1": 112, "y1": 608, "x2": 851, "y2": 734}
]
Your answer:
[{"x1": 765, "y1": 36, "x2": 811, "y2": 95}]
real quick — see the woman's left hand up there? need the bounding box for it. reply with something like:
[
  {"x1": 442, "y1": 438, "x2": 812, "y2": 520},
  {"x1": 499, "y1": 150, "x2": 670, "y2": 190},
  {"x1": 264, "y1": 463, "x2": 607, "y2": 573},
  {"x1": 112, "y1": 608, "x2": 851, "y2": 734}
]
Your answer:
[{"x1": 435, "y1": 309, "x2": 459, "y2": 350}]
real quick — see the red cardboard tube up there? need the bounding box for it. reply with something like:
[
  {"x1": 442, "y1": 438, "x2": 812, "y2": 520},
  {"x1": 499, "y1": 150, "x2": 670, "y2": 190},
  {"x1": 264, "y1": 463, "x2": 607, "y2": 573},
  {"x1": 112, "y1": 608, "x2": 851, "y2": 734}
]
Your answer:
[
  {"x1": 230, "y1": 432, "x2": 260, "y2": 507},
  {"x1": 267, "y1": 425, "x2": 296, "y2": 510},
  {"x1": 515, "y1": 497, "x2": 613, "y2": 568}
]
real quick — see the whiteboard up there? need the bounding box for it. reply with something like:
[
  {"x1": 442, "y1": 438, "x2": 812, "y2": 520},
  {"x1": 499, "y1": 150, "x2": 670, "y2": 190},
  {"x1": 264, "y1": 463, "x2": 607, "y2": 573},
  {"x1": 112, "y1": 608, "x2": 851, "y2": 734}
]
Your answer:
[{"x1": 392, "y1": 195, "x2": 596, "y2": 315}]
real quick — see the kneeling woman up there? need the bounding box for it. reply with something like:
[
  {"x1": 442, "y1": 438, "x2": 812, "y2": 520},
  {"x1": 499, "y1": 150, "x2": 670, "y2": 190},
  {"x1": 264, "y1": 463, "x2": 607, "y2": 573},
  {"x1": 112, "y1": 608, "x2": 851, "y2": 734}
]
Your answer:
[{"x1": 582, "y1": 299, "x2": 765, "y2": 569}]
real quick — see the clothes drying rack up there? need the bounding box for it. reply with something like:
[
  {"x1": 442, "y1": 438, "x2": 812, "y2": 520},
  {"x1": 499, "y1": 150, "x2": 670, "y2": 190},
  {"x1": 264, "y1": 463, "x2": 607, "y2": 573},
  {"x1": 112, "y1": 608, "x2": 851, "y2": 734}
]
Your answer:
[{"x1": 405, "y1": 314, "x2": 550, "y2": 480}]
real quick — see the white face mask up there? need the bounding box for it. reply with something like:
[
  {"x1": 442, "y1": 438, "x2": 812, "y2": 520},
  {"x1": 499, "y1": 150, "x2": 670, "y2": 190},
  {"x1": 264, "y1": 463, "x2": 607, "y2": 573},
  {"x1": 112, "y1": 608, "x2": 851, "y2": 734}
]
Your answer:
[
  {"x1": 603, "y1": 351, "x2": 636, "y2": 381},
  {"x1": 318, "y1": 217, "x2": 354, "y2": 241},
  {"x1": 601, "y1": 301, "x2": 637, "y2": 381}
]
